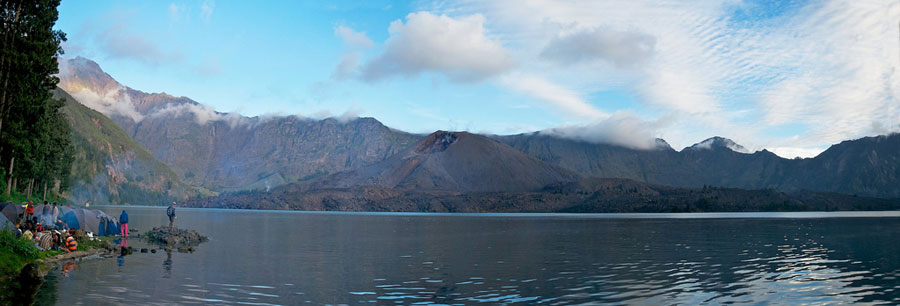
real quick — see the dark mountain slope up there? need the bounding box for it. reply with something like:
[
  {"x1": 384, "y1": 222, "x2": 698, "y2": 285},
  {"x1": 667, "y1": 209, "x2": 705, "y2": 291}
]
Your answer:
[
  {"x1": 497, "y1": 133, "x2": 899, "y2": 198},
  {"x1": 185, "y1": 177, "x2": 900, "y2": 213},
  {"x1": 785, "y1": 134, "x2": 900, "y2": 197},
  {"x1": 314, "y1": 131, "x2": 582, "y2": 192}
]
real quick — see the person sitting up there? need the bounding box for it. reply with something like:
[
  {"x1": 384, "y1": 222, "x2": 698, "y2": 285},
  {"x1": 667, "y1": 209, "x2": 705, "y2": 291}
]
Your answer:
[
  {"x1": 65, "y1": 232, "x2": 78, "y2": 253},
  {"x1": 55, "y1": 215, "x2": 68, "y2": 231},
  {"x1": 52, "y1": 231, "x2": 64, "y2": 251},
  {"x1": 38, "y1": 231, "x2": 53, "y2": 250}
]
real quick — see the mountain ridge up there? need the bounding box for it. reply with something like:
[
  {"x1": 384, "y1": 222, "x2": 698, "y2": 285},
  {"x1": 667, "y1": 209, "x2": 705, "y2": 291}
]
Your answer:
[{"x1": 58, "y1": 56, "x2": 900, "y2": 199}]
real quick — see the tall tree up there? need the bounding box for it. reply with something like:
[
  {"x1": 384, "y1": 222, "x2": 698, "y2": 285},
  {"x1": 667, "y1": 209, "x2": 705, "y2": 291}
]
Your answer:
[{"x1": 0, "y1": 0, "x2": 70, "y2": 197}]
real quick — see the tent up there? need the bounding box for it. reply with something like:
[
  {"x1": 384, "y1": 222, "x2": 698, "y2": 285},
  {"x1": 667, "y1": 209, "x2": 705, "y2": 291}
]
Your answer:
[
  {"x1": 60, "y1": 210, "x2": 80, "y2": 230},
  {"x1": 0, "y1": 203, "x2": 24, "y2": 224},
  {"x1": 103, "y1": 217, "x2": 120, "y2": 236},
  {"x1": 79, "y1": 209, "x2": 103, "y2": 234},
  {"x1": 57, "y1": 208, "x2": 121, "y2": 236},
  {"x1": 0, "y1": 213, "x2": 12, "y2": 229}
]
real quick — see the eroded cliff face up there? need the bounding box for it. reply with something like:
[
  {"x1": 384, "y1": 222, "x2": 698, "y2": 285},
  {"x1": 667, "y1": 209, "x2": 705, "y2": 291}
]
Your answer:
[
  {"x1": 59, "y1": 57, "x2": 419, "y2": 192},
  {"x1": 128, "y1": 115, "x2": 419, "y2": 191},
  {"x1": 58, "y1": 88, "x2": 197, "y2": 205}
]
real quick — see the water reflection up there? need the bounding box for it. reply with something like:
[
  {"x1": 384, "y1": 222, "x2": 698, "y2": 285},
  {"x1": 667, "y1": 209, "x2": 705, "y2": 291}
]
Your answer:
[
  {"x1": 33, "y1": 208, "x2": 900, "y2": 305},
  {"x1": 163, "y1": 249, "x2": 173, "y2": 279}
]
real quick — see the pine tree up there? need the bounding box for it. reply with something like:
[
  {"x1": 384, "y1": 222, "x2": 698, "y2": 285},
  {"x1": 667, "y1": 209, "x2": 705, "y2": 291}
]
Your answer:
[{"x1": 0, "y1": 0, "x2": 70, "y2": 198}]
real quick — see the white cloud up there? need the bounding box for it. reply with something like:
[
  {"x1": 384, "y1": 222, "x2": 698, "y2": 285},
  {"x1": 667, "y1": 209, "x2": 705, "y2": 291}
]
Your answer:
[
  {"x1": 201, "y1": 0, "x2": 215, "y2": 23},
  {"x1": 769, "y1": 147, "x2": 827, "y2": 159},
  {"x1": 168, "y1": 3, "x2": 181, "y2": 20},
  {"x1": 540, "y1": 112, "x2": 671, "y2": 150},
  {"x1": 424, "y1": 0, "x2": 900, "y2": 151},
  {"x1": 332, "y1": 53, "x2": 361, "y2": 80},
  {"x1": 194, "y1": 56, "x2": 221, "y2": 76},
  {"x1": 540, "y1": 27, "x2": 656, "y2": 67},
  {"x1": 331, "y1": 26, "x2": 373, "y2": 80},
  {"x1": 501, "y1": 74, "x2": 608, "y2": 120},
  {"x1": 334, "y1": 25, "x2": 374, "y2": 49},
  {"x1": 361, "y1": 12, "x2": 514, "y2": 82},
  {"x1": 69, "y1": 86, "x2": 145, "y2": 122},
  {"x1": 95, "y1": 21, "x2": 182, "y2": 66},
  {"x1": 151, "y1": 103, "x2": 248, "y2": 128},
  {"x1": 307, "y1": 109, "x2": 364, "y2": 123}
]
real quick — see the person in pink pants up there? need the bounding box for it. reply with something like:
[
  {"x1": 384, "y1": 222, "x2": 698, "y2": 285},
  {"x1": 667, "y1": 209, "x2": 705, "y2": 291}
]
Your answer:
[{"x1": 119, "y1": 210, "x2": 129, "y2": 237}]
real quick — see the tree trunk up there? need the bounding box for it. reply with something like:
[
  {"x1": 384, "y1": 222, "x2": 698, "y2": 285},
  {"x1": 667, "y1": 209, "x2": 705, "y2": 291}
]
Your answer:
[
  {"x1": 12, "y1": 177, "x2": 17, "y2": 193},
  {"x1": 26, "y1": 178, "x2": 33, "y2": 198},
  {"x1": 5, "y1": 156, "x2": 13, "y2": 195},
  {"x1": 42, "y1": 181, "x2": 47, "y2": 201},
  {"x1": 53, "y1": 179, "x2": 60, "y2": 197}
]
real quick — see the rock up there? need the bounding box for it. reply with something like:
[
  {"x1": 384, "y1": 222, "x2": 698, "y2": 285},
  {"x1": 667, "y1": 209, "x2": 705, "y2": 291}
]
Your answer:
[
  {"x1": 151, "y1": 249, "x2": 157, "y2": 253},
  {"x1": 13, "y1": 263, "x2": 44, "y2": 303},
  {"x1": 17, "y1": 263, "x2": 43, "y2": 287},
  {"x1": 140, "y1": 248, "x2": 148, "y2": 253},
  {"x1": 146, "y1": 226, "x2": 208, "y2": 247}
]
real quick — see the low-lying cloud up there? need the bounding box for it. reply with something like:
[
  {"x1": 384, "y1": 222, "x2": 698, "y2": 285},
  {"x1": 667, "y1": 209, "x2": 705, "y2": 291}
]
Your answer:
[
  {"x1": 540, "y1": 113, "x2": 671, "y2": 150},
  {"x1": 69, "y1": 87, "x2": 145, "y2": 122},
  {"x1": 151, "y1": 103, "x2": 248, "y2": 128}
]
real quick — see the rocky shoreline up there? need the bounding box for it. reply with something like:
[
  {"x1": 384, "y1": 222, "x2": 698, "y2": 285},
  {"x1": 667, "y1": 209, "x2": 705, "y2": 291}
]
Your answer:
[{"x1": 142, "y1": 226, "x2": 208, "y2": 247}]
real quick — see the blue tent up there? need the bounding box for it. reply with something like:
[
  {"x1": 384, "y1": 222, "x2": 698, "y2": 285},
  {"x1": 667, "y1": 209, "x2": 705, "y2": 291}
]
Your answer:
[
  {"x1": 101, "y1": 217, "x2": 120, "y2": 236},
  {"x1": 0, "y1": 213, "x2": 12, "y2": 230},
  {"x1": 60, "y1": 210, "x2": 80, "y2": 230}
]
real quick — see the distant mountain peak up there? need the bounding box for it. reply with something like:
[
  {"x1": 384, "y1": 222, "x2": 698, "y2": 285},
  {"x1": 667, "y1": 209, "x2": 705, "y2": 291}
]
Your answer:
[
  {"x1": 415, "y1": 131, "x2": 459, "y2": 154},
  {"x1": 59, "y1": 56, "x2": 121, "y2": 93},
  {"x1": 689, "y1": 136, "x2": 749, "y2": 153},
  {"x1": 654, "y1": 138, "x2": 674, "y2": 151}
]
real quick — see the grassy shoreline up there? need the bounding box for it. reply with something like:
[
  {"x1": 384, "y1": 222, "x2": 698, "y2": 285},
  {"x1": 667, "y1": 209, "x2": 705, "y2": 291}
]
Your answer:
[{"x1": 0, "y1": 229, "x2": 112, "y2": 278}]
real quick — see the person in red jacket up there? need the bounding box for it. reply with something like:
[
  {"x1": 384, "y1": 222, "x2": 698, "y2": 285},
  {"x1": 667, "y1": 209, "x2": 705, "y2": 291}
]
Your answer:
[{"x1": 24, "y1": 201, "x2": 34, "y2": 219}]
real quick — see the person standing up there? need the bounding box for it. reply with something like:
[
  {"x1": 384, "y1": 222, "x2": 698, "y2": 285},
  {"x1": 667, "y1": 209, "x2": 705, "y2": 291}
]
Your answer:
[
  {"x1": 51, "y1": 202, "x2": 59, "y2": 228},
  {"x1": 167, "y1": 202, "x2": 176, "y2": 229},
  {"x1": 24, "y1": 201, "x2": 34, "y2": 220},
  {"x1": 119, "y1": 210, "x2": 129, "y2": 237}
]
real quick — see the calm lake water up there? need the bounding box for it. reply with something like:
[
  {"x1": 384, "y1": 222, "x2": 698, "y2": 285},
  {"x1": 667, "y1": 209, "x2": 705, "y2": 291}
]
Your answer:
[{"x1": 33, "y1": 207, "x2": 900, "y2": 305}]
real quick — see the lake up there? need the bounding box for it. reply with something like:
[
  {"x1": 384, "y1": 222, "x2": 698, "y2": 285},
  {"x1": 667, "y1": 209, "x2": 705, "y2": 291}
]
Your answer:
[{"x1": 33, "y1": 207, "x2": 900, "y2": 305}]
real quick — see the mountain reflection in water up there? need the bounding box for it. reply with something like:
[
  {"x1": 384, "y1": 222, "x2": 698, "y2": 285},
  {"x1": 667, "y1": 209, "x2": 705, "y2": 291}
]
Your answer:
[{"x1": 32, "y1": 207, "x2": 900, "y2": 305}]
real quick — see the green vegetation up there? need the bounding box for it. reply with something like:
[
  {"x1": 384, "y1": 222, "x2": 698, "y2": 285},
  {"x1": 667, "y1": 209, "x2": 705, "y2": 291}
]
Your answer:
[
  {"x1": 0, "y1": 227, "x2": 39, "y2": 276},
  {"x1": 0, "y1": 0, "x2": 72, "y2": 202},
  {"x1": 57, "y1": 89, "x2": 196, "y2": 205},
  {"x1": 0, "y1": 225, "x2": 111, "y2": 278}
]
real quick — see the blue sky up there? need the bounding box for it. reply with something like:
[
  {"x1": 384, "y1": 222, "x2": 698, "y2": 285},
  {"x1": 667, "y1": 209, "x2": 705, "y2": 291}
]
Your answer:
[{"x1": 56, "y1": 0, "x2": 899, "y2": 157}]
